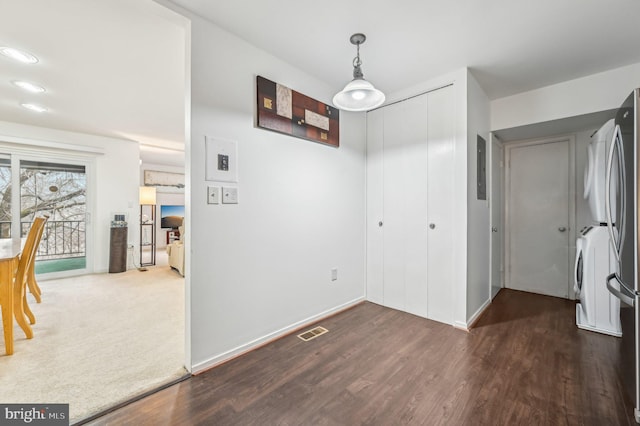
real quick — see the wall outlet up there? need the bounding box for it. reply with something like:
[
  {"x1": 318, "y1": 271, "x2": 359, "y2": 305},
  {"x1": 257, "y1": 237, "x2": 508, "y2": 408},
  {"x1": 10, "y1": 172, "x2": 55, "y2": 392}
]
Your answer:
[
  {"x1": 331, "y1": 268, "x2": 338, "y2": 281},
  {"x1": 207, "y1": 186, "x2": 220, "y2": 204}
]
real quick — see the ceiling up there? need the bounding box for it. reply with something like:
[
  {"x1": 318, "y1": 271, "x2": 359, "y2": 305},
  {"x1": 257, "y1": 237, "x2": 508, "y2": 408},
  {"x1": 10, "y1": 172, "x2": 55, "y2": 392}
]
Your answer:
[
  {"x1": 2, "y1": 0, "x2": 640, "y2": 164},
  {"x1": 173, "y1": 0, "x2": 640, "y2": 99},
  {"x1": 0, "y1": 0, "x2": 186, "y2": 165}
]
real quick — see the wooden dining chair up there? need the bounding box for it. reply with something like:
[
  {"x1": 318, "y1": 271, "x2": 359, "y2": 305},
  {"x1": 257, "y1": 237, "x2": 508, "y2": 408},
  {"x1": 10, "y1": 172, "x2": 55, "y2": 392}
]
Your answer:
[
  {"x1": 13, "y1": 216, "x2": 47, "y2": 339},
  {"x1": 26, "y1": 215, "x2": 49, "y2": 304}
]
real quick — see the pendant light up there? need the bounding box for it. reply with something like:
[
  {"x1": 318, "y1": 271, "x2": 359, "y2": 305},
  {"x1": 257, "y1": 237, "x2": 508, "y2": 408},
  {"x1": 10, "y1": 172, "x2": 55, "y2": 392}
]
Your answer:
[{"x1": 332, "y1": 33, "x2": 385, "y2": 112}]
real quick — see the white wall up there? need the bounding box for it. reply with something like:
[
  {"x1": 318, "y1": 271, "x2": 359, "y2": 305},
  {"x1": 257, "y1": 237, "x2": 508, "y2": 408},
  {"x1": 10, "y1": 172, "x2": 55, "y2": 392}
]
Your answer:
[
  {"x1": 491, "y1": 62, "x2": 640, "y2": 131},
  {"x1": 466, "y1": 71, "x2": 491, "y2": 324},
  {"x1": 0, "y1": 120, "x2": 140, "y2": 273},
  {"x1": 184, "y1": 11, "x2": 367, "y2": 371}
]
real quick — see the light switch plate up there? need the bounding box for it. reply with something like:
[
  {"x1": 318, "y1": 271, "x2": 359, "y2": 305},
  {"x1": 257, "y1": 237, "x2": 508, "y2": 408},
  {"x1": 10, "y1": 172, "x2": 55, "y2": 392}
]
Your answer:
[
  {"x1": 222, "y1": 187, "x2": 238, "y2": 204},
  {"x1": 207, "y1": 186, "x2": 220, "y2": 204}
]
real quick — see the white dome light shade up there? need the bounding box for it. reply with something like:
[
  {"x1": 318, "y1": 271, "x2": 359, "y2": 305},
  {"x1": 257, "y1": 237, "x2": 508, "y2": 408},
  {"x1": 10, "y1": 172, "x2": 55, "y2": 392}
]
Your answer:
[
  {"x1": 21, "y1": 103, "x2": 48, "y2": 113},
  {"x1": 333, "y1": 78, "x2": 385, "y2": 112},
  {"x1": 12, "y1": 80, "x2": 46, "y2": 93},
  {"x1": 333, "y1": 33, "x2": 385, "y2": 112},
  {"x1": 0, "y1": 47, "x2": 38, "y2": 64}
]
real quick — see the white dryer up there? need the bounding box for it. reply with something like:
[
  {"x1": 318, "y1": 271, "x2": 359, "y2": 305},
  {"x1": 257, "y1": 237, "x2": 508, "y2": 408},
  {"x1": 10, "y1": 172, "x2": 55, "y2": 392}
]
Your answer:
[
  {"x1": 574, "y1": 225, "x2": 621, "y2": 336},
  {"x1": 584, "y1": 119, "x2": 616, "y2": 223}
]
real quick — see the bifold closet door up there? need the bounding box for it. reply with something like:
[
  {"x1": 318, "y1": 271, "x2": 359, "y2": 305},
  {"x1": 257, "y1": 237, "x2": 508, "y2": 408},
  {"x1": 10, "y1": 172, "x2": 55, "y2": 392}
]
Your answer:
[
  {"x1": 365, "y1": 85, "x2": 455, "y2": 324},
  {"x1": 382, "y1": 96, "x2": 429, "y2": 317},
  {"x1": 425, "y1": 86, "x2": 455, "y2": 325},
  {"x1": 366, "y1": 107, "x2": 385, "y2": 305}
]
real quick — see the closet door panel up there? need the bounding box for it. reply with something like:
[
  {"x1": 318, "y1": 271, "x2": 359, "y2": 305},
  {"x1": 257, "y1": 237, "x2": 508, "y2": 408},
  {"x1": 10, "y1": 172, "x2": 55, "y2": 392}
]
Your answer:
[
  {"x1": 366, "y1": 108, "x2": 385, "y2": 304},
  {"x1": 401, "y1": 95, "x2": 429, "y2": 319},
  {"x1": 426, "y1": 85, "x2": 455, "y2": 325},
  {"x1": 366, "y1": 85, "x2": 455, "y2": 325},
  {"x1": 382, "y1": 101, "x2": 407, "y2": 311}
]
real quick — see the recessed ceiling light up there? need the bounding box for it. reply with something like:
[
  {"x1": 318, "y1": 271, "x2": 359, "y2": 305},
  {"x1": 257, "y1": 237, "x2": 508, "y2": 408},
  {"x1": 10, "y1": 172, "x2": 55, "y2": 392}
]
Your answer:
[
  {"x1": 12, "y1": 80, "x2": 45, "y2": 93},
  {"x1": 21, "y1": 103, "x2": 48, "y2": 113},
  {"x1": 0, "y1": 47, "x2": 38, "y2": 64}
]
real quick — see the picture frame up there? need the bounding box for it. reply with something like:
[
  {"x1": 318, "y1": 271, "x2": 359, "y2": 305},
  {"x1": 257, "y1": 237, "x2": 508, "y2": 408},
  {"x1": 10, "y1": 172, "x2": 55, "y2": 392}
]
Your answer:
[{"x1": 256, "y1": 75, "x2": 339, "y2": 147}]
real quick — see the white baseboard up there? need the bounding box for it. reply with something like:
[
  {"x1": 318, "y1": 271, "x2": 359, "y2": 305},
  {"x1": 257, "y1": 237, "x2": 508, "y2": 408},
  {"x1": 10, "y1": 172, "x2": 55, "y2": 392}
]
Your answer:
[
  {"x1": 192, "y1": 297, "x2": 365, "y2": 374},
  {"x1": 453, "y1": 298, "x2": 491, "y2": 331},
  {"x1": 467, "y1": 298, "x2": 491, "y2": 328},
  {"x1": 453, "y1": 321, "x2": 469, "y2": 331}
]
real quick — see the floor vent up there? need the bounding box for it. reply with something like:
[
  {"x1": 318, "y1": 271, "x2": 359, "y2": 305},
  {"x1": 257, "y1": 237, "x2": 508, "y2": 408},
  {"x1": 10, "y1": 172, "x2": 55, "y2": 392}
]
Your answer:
[{"x1": 297, "y1": 326, "x2": 328, "y2": 342}]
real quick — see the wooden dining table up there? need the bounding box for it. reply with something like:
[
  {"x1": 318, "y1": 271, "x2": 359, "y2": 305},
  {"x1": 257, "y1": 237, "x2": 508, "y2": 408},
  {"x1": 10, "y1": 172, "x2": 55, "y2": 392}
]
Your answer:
[{"x1": 0, "y1": 238, "x2": 26, "y2": 355}]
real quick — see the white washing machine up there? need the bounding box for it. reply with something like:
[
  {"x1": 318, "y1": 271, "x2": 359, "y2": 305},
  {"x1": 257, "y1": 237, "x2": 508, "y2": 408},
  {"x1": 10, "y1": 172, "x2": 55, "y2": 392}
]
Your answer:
[
  {"x1": 584, "y1": 118, "x2": 616, "y2": 223},
  {"x1": 574, "y1": 225, "x2": 621, "y2": 336}
]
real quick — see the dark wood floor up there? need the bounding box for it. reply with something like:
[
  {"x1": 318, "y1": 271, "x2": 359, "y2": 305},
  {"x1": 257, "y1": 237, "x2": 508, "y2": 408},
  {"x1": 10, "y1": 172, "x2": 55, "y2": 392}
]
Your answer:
[{"x1": 86, "y1": 289, "x2": 634, "y2": 425}]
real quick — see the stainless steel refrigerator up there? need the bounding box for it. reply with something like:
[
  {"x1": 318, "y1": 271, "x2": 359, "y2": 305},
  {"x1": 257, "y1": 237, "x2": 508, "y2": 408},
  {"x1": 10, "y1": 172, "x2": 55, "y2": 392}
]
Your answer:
[{"x1": 605, "y1": 88, "x2": 640, "y2": 423}]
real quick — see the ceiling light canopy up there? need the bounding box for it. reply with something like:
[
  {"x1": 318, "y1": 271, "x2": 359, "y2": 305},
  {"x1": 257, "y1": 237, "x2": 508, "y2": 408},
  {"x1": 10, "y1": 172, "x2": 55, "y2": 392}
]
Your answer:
[
  {"x1": 12, "y1": 80, "x2": 46, "y2": 93},
  {"x1": 0, "y1": 47, "x2": 38, "y2": 64},
  {"x1": 333, "y1": 33, "x2": 385, "y2": 112},
  {"x1": 21, "y1": 103, "x2": 48, "y2": 113}
]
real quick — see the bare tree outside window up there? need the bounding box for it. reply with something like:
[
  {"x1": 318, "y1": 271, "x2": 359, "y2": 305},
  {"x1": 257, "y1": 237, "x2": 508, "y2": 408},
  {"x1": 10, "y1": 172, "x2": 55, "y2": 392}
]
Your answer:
[
  {"x1": 0, "y1": 159, "x2": 11, "y2": 238},
  {"x1": 20, "y1": 161, "x2": 86, "y2": 261}
]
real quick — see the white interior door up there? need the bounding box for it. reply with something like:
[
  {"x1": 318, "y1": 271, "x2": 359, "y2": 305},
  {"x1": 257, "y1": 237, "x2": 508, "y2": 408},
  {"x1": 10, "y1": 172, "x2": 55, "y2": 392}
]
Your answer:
[
  {"x1": 506, "y1": 139, "x2": 571, "y2": 298},
  {"x1": 425, "y1": 86, "x2": 454, "y2": 324},
  {"x1": 382, "y1": 95, "x2": 429, "y2": 317},
  {"x1": 365, "y1": 86, "x2": 455, "y2": 324},
  {"x1": 365, "y1": 108, "x2": 384, "y2": 305},
  {"x1": 490, "y1": 134, "x2": 504, "y2": 299}
]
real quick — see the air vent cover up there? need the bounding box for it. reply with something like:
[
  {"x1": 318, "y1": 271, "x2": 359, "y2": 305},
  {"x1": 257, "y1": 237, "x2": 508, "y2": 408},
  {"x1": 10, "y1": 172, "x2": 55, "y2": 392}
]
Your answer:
[{"x1": 297, "y1": 326, "x2": 328, "y2": 342}]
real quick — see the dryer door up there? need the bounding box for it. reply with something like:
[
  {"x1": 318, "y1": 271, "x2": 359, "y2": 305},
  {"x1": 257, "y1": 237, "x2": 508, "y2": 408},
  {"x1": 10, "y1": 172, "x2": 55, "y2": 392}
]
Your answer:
[{"x1": 574, "y1": 237, "x2": 584, "y2": 295}]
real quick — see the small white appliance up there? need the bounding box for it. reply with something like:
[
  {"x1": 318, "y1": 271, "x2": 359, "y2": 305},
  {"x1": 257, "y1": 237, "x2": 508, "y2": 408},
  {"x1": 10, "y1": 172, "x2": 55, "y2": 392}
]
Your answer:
[
  {"x1": 574, "y1": 225, "x2": 621, "y2": 336},
  {"x1": 584, "y1": 118, "x2": 616, "y2": 223}
]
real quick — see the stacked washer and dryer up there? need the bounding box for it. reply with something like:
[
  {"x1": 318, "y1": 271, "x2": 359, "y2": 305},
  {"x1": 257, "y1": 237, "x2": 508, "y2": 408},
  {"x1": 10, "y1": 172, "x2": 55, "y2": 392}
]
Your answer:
[{"x1": 575, "y1": 118, "x2": 622, "y2": 336}]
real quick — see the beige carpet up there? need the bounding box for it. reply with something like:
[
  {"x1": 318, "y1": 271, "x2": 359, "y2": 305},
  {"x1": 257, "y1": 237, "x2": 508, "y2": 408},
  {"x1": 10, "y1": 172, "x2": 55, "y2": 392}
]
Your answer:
[{"x1": 0, "y1": 257, "x2": 186, "y2": 424}]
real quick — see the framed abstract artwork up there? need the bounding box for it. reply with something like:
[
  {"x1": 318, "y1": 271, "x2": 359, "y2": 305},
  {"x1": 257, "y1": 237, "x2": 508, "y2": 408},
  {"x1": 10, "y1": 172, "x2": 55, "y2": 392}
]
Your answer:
[
  {"x1": 256, "y1": 75, "x2": 339, "y2": 147},
  {"x1": 143, "y1": 170, "x2": 184, "y2": 189}
]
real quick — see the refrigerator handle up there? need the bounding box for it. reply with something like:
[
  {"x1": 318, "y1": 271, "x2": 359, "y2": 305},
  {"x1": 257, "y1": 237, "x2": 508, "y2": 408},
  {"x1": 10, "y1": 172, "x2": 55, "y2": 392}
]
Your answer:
[
  {"x1": 606, "y1": 273, "x2": 636, "y2": 307},
  {"x1": 616, "y1": 125, "x2": 626, "y2": 259}
]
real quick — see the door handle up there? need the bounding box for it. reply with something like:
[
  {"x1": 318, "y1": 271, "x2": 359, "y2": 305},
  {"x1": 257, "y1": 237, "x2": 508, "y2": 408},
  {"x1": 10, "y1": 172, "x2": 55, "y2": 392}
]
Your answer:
[
  {"x1": 558, "y1": 227, "x2": 566, "y2": 232},
  {"x1": 491, "y1": 227, "x2": 498, "y2": 232},
  {"x1": 378, "y1": 221, "x2": 383, "y2": 227},
  {"x1": 429, "y1": 223, "x2": 436, "y2": 229}
]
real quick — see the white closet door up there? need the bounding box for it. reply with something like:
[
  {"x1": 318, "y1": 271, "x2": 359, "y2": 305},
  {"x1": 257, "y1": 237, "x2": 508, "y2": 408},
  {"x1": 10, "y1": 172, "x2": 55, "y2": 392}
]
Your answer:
[
  {"x1": 382, "y1": 100, "x2": 409, "y2": 311},
  {"x1": 382, "y1": 95, "x2": 429, "y2": 317},
  {"x1": 400, "y1": 95, "x2": 429, "y2": 318},
  {"x1": 365, "y1": 85, "x2": 455, "y2": 325},
  {"x1": 426, "y1": 86, "x2": 455, "y2": 325},
  {"x1": 366, "y1": 108, "x2": 384, "y2": 304}
]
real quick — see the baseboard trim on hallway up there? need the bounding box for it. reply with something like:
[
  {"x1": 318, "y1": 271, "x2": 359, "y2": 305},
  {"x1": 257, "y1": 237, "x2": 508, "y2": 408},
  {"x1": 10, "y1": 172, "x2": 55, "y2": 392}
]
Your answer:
[
  {"x1": 467, "y1": 298, "x2": 492, "y2": 329},
  {"x1": 72, "y1": 372, "x2": 191, "y2": 426},
  {"x1": 453, "y1": 297, "x2": 491, "y2": 332},
  {"x1": 192, "y1": 297, "x2": 366, "y2": 375}
]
